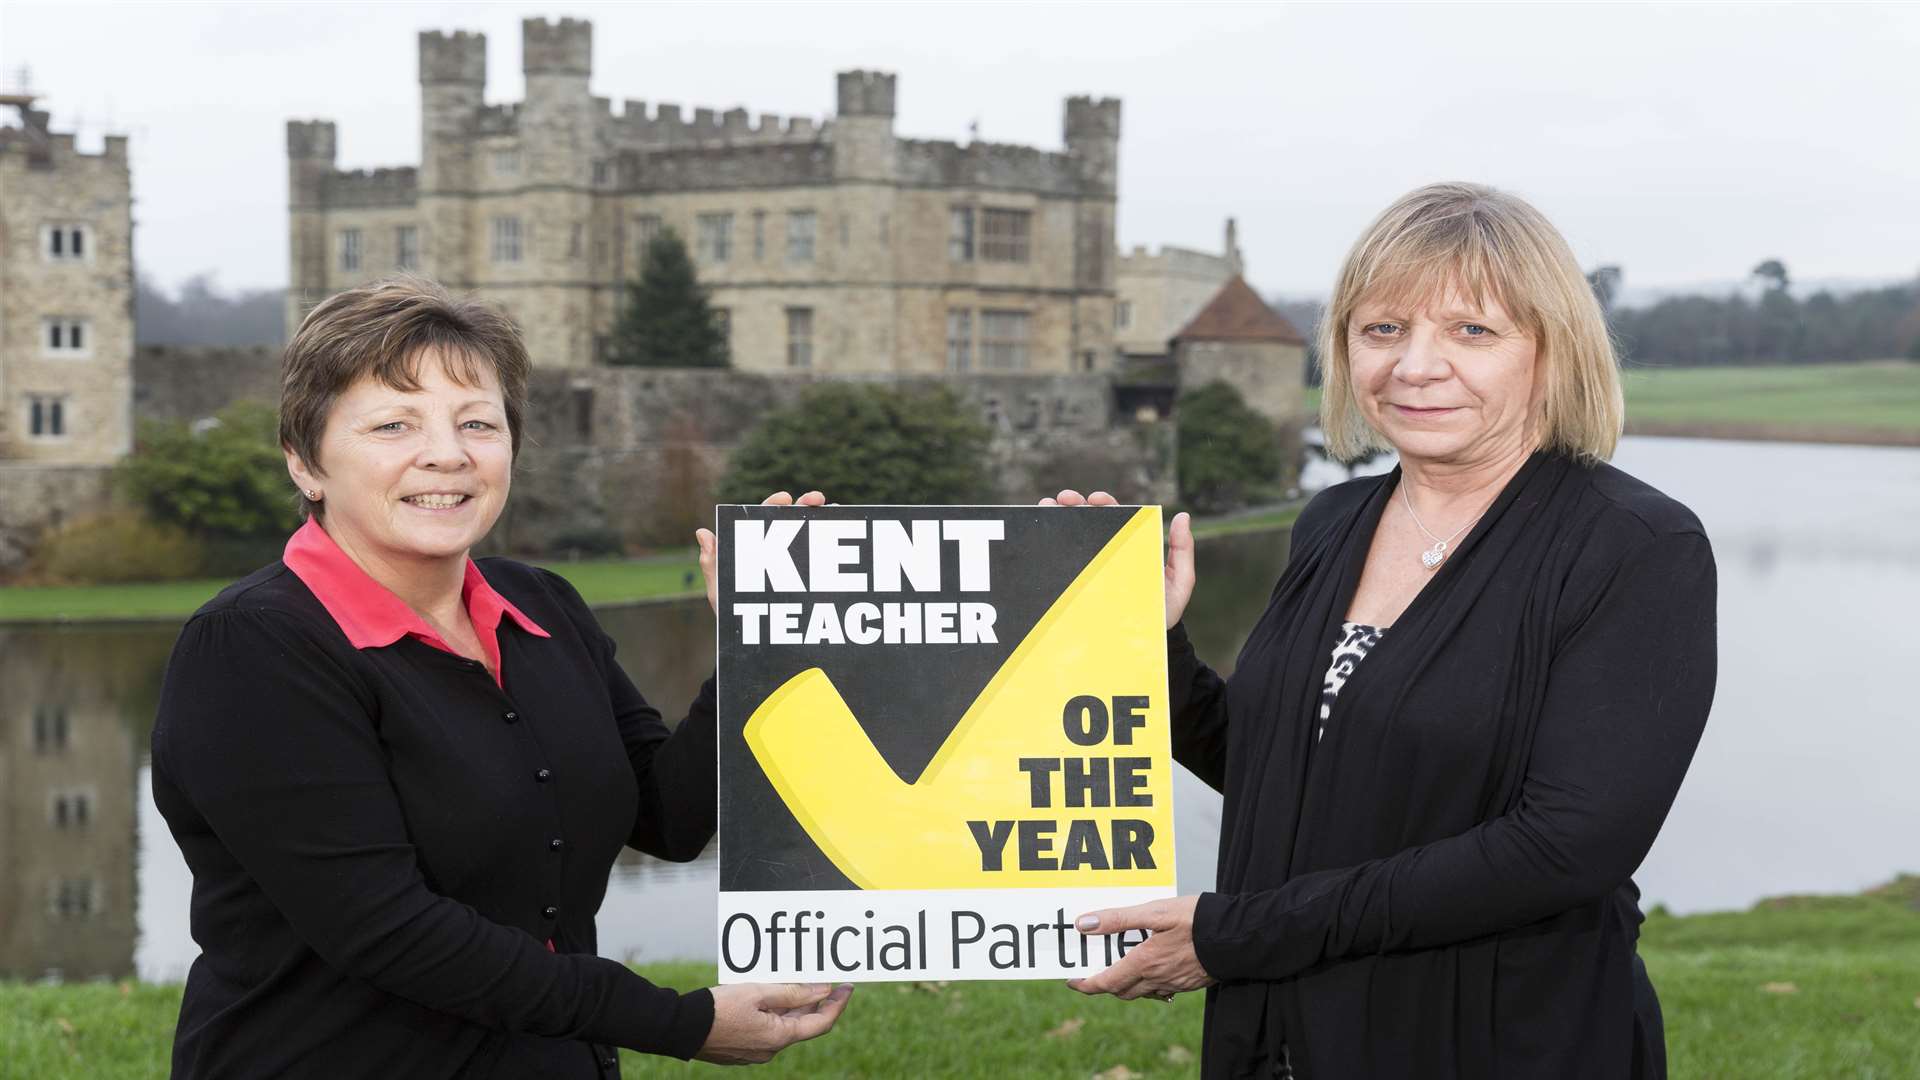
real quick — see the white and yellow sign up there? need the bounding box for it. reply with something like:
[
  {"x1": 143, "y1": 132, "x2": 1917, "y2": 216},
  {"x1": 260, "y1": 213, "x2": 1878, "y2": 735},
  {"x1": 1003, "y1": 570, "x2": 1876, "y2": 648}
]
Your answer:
[{"x1": 716, "y1": 505, "x2": 1176, "y2": 981}]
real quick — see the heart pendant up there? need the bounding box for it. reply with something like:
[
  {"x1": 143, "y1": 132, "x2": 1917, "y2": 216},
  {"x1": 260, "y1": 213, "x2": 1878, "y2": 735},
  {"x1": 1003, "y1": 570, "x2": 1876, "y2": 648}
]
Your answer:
[{"x1": 1420, "y1": 547, "x2": 1445, "y2": 570}]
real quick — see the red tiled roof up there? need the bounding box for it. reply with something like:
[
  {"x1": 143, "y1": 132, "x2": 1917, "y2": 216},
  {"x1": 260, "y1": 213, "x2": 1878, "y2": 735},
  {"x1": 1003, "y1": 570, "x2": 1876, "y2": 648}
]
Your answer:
[{"x1": 1172, "y1": 276, "x2": 1306, "y2": 345}]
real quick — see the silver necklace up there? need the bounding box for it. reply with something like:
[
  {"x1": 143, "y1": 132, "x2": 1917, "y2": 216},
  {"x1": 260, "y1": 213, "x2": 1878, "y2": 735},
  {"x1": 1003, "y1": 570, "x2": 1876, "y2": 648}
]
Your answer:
[{"x1": 1399, "y1": 482, "x2": 1487, "y2": 570}]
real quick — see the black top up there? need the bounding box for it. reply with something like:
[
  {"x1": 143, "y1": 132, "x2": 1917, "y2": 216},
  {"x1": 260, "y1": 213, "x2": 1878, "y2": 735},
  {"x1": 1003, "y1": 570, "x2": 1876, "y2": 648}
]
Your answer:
[
  {"x1": 1172, "y1": 452, "x2": 1717, "y2": 1080},
  {"x1": 151, "y1": 558, "x2": 718, "y2": 1079}
]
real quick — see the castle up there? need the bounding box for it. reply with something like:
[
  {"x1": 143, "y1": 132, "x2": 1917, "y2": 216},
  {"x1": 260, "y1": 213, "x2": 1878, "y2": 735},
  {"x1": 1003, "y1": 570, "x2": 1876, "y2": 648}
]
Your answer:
[
  {"x1": 0, "y1": 94, "x2": 134, "y2": 466},
  {"x1": 289, "y1": 17, "x2": 1122, "y2": 374}
]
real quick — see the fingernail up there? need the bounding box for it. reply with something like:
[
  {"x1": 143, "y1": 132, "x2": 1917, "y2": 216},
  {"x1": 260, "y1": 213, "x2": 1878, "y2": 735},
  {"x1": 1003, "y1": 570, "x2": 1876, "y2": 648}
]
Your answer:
[{"x1": 1077, "y1": 915, "x2": 1099, "y2": 931}]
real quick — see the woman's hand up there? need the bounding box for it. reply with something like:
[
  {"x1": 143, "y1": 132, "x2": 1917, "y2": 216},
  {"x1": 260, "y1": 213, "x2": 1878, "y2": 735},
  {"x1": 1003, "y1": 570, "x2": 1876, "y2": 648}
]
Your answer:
[
  {"x1": 1065, "y1": 895, "x2": 1215, "y2": 1001},
  {"x1": 697, "y1": 982, "x2": 853, "y2": 1065},
  {"x1": 696, "y1": 490, "x2": 827, "y2": 615},
  {"x1": 1039, "y1": 490, "x2": 1195, "y2": 629}
]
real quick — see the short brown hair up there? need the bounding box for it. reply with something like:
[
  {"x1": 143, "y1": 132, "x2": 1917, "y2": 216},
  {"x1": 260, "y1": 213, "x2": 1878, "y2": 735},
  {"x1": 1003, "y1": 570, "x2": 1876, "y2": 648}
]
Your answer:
[
  {"x1": 1318, "y1": 182, "x2": 1624, "y2": 463},
  {"x1": 279, "y1": 275, "x2": 531, "y2": 516}
]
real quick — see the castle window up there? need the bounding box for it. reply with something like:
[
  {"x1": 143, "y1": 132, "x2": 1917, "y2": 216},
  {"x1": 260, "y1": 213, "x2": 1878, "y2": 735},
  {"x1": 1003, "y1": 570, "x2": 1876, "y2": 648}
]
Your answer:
[
  {"x1": 41, "y1": 223, "x2": 92, "y2": 262},
  {"x1": 948, "y1": 207, "x2": 975, "y2": 262},
  {"x1": 753, "y1": 211, "x2": 767, "y2": 261},
  {"x1": 49, "y1": 878, "x2": 101, "y2": 920},
  {"x1": 570, "y1": 223, "x2": 584, "y2": 260},
  {"x1": 492, "y1": 148, "x2": 521, "y2": 176},
  {"x1": 946, "y1": 309, "x2": 973, "y2": 372},
  {"x1": 980, "y1": 309, "x2": 1031, "y2": 370},
  {"x1": 713, "y1": 308, "x2": 732, "y2": 361},
  {"x1": 337, "y1": 228, "x2": 362, "y2": 272},
  {"x1": 491, "y1": 217, "x2": 524, "y2": 263},
  {"x1": 593, "y1": 160, "x2": 612, "y2": 186},
  {"x1": 50, "y1": 790, "x2": 94, "y2": 829},
  {"x1": 33, "y1": 705, "x2": 70, "y2": 753},
  {"x1": 27, "y1": 395, "x2": 69, "y2": 439},
  {"x1": 697, "y1": 213, "x2": 734, "y2": 263},
  {"x1": 42, "y1": 317, "x2": 91, "y2": 358},
  {"x1": 981, "y1": 209, "x2": 1032, "y2": 263},
  {"x1": 395, "y1": 226, "x2": 419, "y2": 270},
  {"x1": 633, "y1": 215, "x2": 662, "y2": 266},
  {"x1": 786, "y1": 307, "x2": 814, "y2": 369},
  {"x1": 786, "y1": 211, "x2": 817, "y2": 263},
  {"x1": 1116, "y1": 300, "x2": 1133, "y2": 331}
]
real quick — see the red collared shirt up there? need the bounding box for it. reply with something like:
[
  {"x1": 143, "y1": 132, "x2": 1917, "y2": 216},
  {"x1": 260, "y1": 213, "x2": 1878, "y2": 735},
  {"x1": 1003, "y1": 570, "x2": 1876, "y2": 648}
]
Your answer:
[{"x1": 282, "y1": 518, "x2": 550, "y2": 688}]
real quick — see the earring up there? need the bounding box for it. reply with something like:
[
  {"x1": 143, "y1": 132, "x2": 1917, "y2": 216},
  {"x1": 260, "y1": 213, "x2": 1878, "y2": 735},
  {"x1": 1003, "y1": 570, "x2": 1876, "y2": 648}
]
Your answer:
[{"x1": 305, "y1": 489, "x2": 321, "y2": 501}]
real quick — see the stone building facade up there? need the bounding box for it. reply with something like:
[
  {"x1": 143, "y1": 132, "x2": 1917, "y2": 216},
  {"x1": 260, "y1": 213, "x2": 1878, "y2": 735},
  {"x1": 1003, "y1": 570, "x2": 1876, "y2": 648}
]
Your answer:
[
  {"x1": 1114, "y1": 218, "x2": 1242, "y2": 360},
  {"x1": 289, "y1": 17, "x2": 1121, "y2": 375},
  {"x1": 1172, "y1": 275, "x2": 1309, "y2": 428},
  {"x1": 0, "y1": 94, "x2": 134, "y2": 465}
]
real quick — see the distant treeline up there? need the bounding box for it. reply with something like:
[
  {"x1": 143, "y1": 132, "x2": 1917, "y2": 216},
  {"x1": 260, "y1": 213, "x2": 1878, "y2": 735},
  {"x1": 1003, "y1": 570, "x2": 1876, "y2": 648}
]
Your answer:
[
  {"x1": 136, "y1": 271, "x2": 285, "y2": 347},
  {"x1": 1601, "y1": 272, "x2": 1920, "y2": 367}
]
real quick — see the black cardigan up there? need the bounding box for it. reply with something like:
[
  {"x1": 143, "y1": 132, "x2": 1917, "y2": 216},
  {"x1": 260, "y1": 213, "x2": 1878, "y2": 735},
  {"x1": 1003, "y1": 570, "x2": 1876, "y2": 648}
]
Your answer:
[
  {"x1": 1175, "y1": 451, "x2": 1717, "y2": 1079},
  {"x1": 150, "y1": 558, "x2": 718, "y2": 1079}
]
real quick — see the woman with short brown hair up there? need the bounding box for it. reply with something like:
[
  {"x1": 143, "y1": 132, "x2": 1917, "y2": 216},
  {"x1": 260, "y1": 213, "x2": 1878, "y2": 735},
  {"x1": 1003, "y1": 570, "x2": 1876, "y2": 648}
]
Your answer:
[{"x1": 153, "y1": 276, "x2": 848, "y2": 1078}]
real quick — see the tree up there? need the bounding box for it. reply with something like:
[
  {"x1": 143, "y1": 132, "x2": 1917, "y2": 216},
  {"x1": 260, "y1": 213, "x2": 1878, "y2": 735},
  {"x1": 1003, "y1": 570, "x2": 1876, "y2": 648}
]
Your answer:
[
  {"x1": 604, "y1": 228, "x2": 729, "y2": 367},
  {"x1": 1586, "y1": 265, "x2": 1623, "y2": 313},
  {"x1": 118, "y1": 402, "x2": 296, "y2": 539},
  {"x1": 1177, "y1": 381, "x2": 1283, "y2": 514},
  {"x1": 1750, "y1": 259, "x2": 1791, "y2": 294},
  {"x1": 718, "y1": 383, "x2": 994, "y2": 505}
]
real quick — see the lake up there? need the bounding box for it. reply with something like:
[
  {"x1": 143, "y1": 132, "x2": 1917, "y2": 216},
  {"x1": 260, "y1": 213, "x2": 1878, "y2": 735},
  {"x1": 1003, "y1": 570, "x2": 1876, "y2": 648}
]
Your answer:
[{"x1": 3, "y1": 435, "x2": 1915, "y2": 982}]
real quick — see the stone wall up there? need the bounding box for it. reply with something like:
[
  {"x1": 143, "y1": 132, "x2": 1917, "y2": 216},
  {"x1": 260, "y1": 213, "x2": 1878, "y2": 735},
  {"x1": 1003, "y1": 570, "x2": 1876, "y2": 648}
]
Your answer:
[
  {"x1": 494, "y1": 368, "x2": 1173, "y2": 552},
  {"x1": 132, "y1": 345, "x2": 280, "y2": 427},
  {"x1": 0, "y1": 464, "x2": 117, "y2": 575}
]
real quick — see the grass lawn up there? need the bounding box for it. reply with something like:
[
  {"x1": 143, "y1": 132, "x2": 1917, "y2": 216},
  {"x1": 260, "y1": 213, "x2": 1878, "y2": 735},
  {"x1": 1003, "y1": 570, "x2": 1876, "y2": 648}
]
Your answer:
[
  {"x1": 0, "y1": 554, "x2": 704, "y2": 624},
  {"x1": 1, "y1": 509, "x2": 1300, "y2": 624},
  {"x1": 1620, "y1": 360, "x2": 1920, "y2": 437},
  {"x1": 1309, "y1": 361, "x2": 1920, "y2": 441},
  {"x1": 5, "y1": 879, "x2": 1913, "y2": 1079}
]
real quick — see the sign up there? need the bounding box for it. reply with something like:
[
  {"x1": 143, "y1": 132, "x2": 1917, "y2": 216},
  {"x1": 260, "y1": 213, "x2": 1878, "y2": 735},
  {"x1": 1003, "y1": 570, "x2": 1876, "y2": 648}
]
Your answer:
[{"x1": 715, "y1": 505, "x2": 1176, "y2": 982}]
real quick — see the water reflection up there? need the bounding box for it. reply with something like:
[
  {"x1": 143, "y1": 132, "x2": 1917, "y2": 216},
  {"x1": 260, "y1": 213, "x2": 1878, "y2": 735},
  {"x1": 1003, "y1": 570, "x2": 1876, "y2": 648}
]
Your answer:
[{"x1": 5, "y1": 436, "x2": 1917, "y2": 980}]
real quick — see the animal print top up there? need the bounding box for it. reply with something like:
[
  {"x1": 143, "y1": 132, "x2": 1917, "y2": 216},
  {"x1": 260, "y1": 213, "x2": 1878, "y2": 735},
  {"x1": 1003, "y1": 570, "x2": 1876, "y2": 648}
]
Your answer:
[{"x1": 1319, "y1": 621, "x2": 1387, "y2": 741}]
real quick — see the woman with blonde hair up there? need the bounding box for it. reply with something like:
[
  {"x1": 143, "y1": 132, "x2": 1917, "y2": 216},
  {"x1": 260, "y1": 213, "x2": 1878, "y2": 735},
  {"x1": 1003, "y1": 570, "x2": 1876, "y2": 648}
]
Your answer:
[{"x1": 1052, "y1": 182, "x2": 1714, "y2": 1078}]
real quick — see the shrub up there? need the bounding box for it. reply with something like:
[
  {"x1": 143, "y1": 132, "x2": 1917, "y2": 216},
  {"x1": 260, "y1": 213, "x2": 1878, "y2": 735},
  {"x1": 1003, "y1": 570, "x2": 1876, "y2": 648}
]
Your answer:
[
  {"x1": 118, "y1": 402, "x2": 296, "y2": 540},
  {"x1": 717, "y1": 383, "x2": 994, "y2": 505},
  {"x1": 34, "y1": 510, "x2": 205, "y2": 584},
  {"x1": 1177, "y1": 381, "x2": 1284, "y2": 514}
]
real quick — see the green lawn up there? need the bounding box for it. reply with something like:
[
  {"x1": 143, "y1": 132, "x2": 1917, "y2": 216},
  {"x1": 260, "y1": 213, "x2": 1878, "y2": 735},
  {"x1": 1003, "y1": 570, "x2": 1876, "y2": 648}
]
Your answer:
[
  {"x1": 0, "y1": 554, "x2": 704, "y2": 624},
  {"x1": 5, "y1": 880, "x2": 1913, "y2": 1079},
  {"x1": 1620, "y1": 360, "x2": 1920, "y2": 436},
  {"x1": 1, "y1": 510, "x2": 1301, "y2": 625},
  {"x1": 1308, "y1": 361, "x2": 1920, "y2": 440}
]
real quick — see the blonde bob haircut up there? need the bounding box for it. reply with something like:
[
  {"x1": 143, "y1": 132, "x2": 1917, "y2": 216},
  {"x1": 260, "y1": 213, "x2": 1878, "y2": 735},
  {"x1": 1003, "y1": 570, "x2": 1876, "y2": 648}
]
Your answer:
[{"x1": 1318, "y1": 182, "x2": 1623, "y2": 464}]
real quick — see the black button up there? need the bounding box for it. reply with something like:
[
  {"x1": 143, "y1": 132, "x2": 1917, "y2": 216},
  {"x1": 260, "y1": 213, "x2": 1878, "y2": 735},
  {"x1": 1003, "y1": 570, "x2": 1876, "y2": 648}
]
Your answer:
[
  {"x1": 503, "y1": 710, "x2": 519, "y2": 723},
  {"x1": 600, "y1": 1056, "x2": 617, "y2": 1068},
  {"x1": 542, "y1": 905, "x2": 558, "y2": 919},
  {"x1": 549, "y1": 838, "x2": 564, "y2": 851},
  {"x1": 535, "y1": 768, "x2": 552, "y2": 783}
]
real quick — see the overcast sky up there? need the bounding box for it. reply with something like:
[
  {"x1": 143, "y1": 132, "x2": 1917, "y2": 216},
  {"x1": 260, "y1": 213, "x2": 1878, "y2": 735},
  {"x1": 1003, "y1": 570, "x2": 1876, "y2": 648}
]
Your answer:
[{"x1": 6, "y1": 1, "x2": 1917, "y2": 300}]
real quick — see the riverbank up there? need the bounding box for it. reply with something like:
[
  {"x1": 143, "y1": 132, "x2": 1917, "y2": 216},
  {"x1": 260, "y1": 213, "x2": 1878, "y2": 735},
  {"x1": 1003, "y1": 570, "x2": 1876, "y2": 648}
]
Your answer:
[
  {"x1": 0, "y1": 507, "x2": 1302, "y2": 625},
  {"x1": 4, "y1": 876, "x2": 1914, "y2": 1078}
]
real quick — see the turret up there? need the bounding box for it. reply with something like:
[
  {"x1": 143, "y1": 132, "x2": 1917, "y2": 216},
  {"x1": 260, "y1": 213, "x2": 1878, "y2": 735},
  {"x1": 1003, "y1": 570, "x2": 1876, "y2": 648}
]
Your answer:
[
  {"x1": 1064, "y1": 96, "x2": 1121, "y2": 194},
  {"x1": 833, "y1": 70, "x2": 896, "y2": 182},
  {"x1": 521, "y1": 17, "x2": 593, "y2": 185},
  {"x1": 418, "y1": 30, "x2": 485, "y2": 191}
]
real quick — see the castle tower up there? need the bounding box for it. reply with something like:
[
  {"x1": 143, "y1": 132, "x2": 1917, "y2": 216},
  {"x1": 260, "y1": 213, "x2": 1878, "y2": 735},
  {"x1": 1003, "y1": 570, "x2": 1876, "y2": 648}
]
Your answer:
[
  {"x1": 286, "y1": 120, "x2": 337, "y2": 330},
  {"x1": 521, "y1": 18, "x2": 593, "y2": 186},
  {"x1": 418, "y1": 30, "x2": 485, "y2": 193},
  {"x1": 1064, "y1": 96, "x2": 1120, "y2": 195},
  {"x1": 833, "y1": 71, "x2": 897, "y2": 183}
]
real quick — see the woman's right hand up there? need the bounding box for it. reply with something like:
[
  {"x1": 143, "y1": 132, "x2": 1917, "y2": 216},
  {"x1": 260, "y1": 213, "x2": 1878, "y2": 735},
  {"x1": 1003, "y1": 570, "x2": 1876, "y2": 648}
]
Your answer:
[
  {"x1": 1039, "y1": 490, "x2": 1195, "y2": 630},
  {"x1": 696, "y1": 982, "x2": 853, "y2": 1065},
  {"x1": 696, "y1": 490, "x2": 828, "y2": 616}
]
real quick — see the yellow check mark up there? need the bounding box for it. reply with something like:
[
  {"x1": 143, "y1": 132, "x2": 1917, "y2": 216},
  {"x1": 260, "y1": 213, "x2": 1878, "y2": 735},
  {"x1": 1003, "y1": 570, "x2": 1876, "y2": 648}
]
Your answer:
[{"x1": 743, "y1": 507, "x2": 1175, "y2": 890}]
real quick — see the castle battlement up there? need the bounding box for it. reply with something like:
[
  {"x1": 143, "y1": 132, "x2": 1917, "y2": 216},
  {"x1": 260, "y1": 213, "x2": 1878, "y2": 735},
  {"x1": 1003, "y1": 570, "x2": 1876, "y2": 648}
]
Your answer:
[
  {"x1": 606, "y1": 99, "x2": 829, "y2": 148},
  {"x1": 325, "y1": 166, "x2": 418, "y2": 209},
  {"x1": 523, "y1": 17, "x2": 592, "y2": 76},
  {"x1": 419, "y1": 29, "x2": 486, "y2": 85}
]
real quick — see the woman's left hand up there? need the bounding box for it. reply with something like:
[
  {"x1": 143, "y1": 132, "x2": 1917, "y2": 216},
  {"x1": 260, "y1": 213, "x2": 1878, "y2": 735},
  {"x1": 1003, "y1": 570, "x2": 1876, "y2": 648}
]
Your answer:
[
  {"x1": 696, "y1": 491, "x2": 827, "y2": 615},
  {"x1": 1066, "y1": 894, "x2": 1216, "y2": 1001}
]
